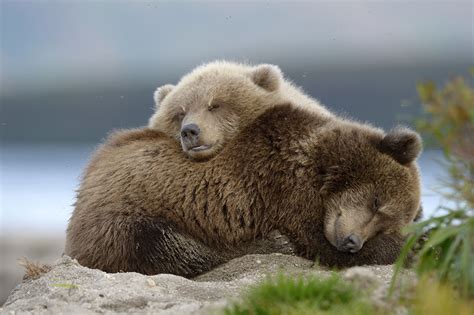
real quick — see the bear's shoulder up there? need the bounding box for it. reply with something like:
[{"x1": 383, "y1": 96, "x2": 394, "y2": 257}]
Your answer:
[{"x1": 252, "y1": 103, "x2": 331, "y2": 133}]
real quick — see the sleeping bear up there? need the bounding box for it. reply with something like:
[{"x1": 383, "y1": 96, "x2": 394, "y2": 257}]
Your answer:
[
  {"x1": 148, "y1": 61, "x2": 332, "y2": 160},
  {"x1": 65, "y1": 104, "x2": 422, "y2": 276}
]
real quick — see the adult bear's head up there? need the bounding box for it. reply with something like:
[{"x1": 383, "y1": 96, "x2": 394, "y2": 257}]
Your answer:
[{"x1": 321, "y1": 126, "x2": 422, "y2": 253}]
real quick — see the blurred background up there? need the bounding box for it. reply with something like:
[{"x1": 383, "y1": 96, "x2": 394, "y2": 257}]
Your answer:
[{"x1": 0, "y1": 0, "x2": 472, "y2": 304}]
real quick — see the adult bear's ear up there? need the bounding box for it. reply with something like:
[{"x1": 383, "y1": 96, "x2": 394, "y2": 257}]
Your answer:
[
  {"x1": 153, "y1": 84, "x2": 175, "y2": 110},
  {"x1": 414, "y1": 205, "x2": 423, "y2": 222},
  {"x1": 378, "y1": 127, "x2": 422, "y2": 165},
  {"x1": 250, "y1": 64, "x2": 282, "y2": 92}
]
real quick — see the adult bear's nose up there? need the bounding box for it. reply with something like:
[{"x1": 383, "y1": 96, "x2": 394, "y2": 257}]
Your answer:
[
  {"x1": 339, "y1": 234, "x2": 362, "y2": 253},
  {"x1": 181, "y1": 124, "x2": 200, "y2": 144}
]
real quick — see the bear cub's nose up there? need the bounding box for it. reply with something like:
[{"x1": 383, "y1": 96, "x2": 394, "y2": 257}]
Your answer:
[
  {"x1": 340, "y1": 234, "x2": 362, "y2": 253},
  {"x1": 181, "y1": 124, "x2": 201, "y2": 147}
]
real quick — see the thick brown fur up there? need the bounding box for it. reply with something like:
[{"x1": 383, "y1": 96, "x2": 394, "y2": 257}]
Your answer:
[{"x1": 66, "y1": 104, "x2": 422, "y2": 276}]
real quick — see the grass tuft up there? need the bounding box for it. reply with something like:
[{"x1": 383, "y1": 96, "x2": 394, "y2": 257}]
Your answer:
[
  {"x1": 404, "y1": 276, "x2": 474, "y2": 315},
  {"x1": 392, "y1": 72, "x2": 474, "y2": 298},
  {"x1": 223, "y1": 273, "x2": 377, "y2": 315},
  {"x1": 18, "y1": 258, "x2": 52, "y2": 280}
]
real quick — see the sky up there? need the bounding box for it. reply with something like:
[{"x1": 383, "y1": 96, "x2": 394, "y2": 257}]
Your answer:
[{"x1": 1, "y1": 0, "x2": 472, "y2": 96}]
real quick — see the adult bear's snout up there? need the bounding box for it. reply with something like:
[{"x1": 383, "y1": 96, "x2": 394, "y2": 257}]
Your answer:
[{"x1": 338, "y1": 234, "x2": 363, "y2": 253}]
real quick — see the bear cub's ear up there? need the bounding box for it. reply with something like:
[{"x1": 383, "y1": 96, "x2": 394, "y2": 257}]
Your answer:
[
  {"x1": 378, "y1": 127, "x2": 422, "y2": 165},
  {"x1": 250, "y1": 64, "x2": 282, "y2": 92},
  {"x1": 153, "y1": 84, "x2": 175, "y2": 110}
]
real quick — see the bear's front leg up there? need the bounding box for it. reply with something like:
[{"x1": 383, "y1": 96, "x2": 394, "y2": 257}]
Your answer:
[{"x1": 242, "y1": 230, "x2": 296, "y2": 255}]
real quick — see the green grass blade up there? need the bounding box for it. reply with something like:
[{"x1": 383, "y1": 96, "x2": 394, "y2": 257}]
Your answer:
[
  {"x1": 390, "y1": 233, "x2": 420, "y2": 296},
  {"x1": 418, "y1": 226, "x2": 460, "y2": 257},
  {"x1": 438, "y1": 233, "x2": 462, "y2": 280}
]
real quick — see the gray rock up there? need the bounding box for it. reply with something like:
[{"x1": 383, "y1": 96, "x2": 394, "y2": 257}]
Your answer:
[
  {"x1": 2, "y1": 255, "x2": 411, "y2": 314},
  {"x1": 0, "y1": 234, "x2": 64, "y2": 306}
]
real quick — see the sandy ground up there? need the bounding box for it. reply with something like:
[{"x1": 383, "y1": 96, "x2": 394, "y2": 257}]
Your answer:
[{"x1": 0, "y1": 234, "x2": 65, "y2": 305}]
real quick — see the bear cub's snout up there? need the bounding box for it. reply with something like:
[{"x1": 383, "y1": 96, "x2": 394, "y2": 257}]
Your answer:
[{"x1": 181, "y1": 123, "x2": 201, "y2": 150}]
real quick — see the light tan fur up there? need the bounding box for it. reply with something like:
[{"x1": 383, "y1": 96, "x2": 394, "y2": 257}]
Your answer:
[{"x1": 148, "y1": 61, "x2": 332, "y2": 160}]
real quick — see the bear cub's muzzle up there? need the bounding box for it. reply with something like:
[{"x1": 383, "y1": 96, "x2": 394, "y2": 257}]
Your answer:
[{"x1": 181, "y1": 123, "x2": 210, "y2": 152}]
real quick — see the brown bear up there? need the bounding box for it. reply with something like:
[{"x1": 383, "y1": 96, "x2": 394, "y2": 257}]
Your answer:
[
  {"x1": 148, "y1": 61, "x2": 332, "y2": 160},
  {"x1": 65, "y1": 104, "x2": 422, "y2": 277}
]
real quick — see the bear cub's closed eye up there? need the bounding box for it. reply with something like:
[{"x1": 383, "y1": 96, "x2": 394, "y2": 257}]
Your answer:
[{"x1": 208, "y1": 103, "x2": 220, "y2": 111}]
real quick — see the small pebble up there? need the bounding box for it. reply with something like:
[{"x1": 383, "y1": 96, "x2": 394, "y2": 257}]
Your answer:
[
  {"x1": 147, "y1": 279, "x2": 156, "y2": 287},
  {"x1": 256, "y1": 260, "x2": 262, "y2": 264}
]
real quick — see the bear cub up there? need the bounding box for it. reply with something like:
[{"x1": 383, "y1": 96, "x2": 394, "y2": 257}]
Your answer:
[{"x1": 148, "y1": 61, "x2": 332, "y2": 160}]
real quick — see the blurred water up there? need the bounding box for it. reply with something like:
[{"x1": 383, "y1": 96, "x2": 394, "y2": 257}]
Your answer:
[
  {"x1": 1, "y1": 145, "x2": 446, "y2": 235},
  {"x1": 1, "y1": 144, "x2": 96, "y2": 235}
]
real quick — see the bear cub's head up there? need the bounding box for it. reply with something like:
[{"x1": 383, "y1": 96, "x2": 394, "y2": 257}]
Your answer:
[
  {"x1": 321, "y1": 126, "x2": 422, "y2": 253},
  {"x1": 149, "y1": 62, "x2": 284, "y2": 160}
]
